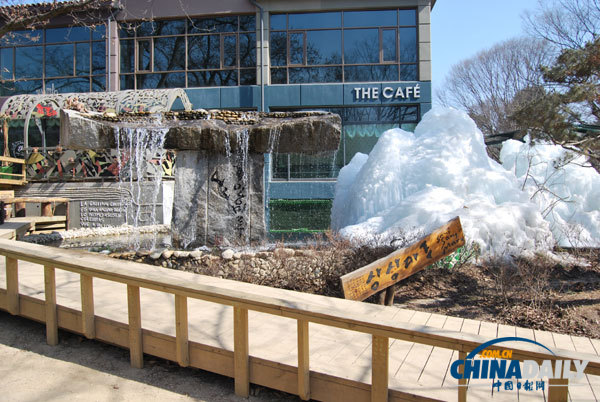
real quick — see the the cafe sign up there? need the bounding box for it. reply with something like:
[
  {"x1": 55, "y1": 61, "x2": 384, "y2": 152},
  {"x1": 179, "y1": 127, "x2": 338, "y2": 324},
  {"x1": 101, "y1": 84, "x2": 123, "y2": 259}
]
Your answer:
[{"x1": 352, "y1": 84, "x2": 421, "y2": 101}]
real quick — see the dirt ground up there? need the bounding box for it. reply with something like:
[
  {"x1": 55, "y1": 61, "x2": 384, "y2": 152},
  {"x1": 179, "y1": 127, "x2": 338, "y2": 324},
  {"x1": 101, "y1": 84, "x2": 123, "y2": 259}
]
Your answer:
[
  {"x1": 389, "y1": 250, "x2": 600, "y2": 339},
  {"x1": 0, "y1": 311, "x2": 297, "y2": 402}
]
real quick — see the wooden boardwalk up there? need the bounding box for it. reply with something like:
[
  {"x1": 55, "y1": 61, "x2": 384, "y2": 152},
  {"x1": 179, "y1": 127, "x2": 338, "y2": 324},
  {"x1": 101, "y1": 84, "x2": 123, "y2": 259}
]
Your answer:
[{"x1": 1, "y1": 244, "x2": 599, "y2": 401}]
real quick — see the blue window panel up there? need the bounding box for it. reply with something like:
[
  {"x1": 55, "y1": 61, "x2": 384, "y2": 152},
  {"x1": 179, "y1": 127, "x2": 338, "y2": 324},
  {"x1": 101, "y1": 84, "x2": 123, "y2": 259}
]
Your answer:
[
  {"x1": 399, "y1": 27, "x2": 417, "y2": 62},
  {"x1": 399, "y1": 9, "x2": 417, "y2": 26},
  {"x1": 289, "y1": 12, "x2": 341, "y2": 30},
  {"x1": 76, "y1": 43, "x2": 90, "y2": 76},
  {"x1": 343, "y1": 10, "x2": 397, "y2": 28},
  {"x1": 15, "y1": 46, "x2": 43, "y2": 78},
  {"x1": 344, "y1": 29, "x2": 378, "y2": 64},
  {"x1": 1, "y1": 48, "x2": 13, "y2": 80},
  {"x1": 306, "y1": 30, "x2": 341, "y2": 65},
  {"x1": 46, "y1": 27, "x2": 90, "y2": 43}
]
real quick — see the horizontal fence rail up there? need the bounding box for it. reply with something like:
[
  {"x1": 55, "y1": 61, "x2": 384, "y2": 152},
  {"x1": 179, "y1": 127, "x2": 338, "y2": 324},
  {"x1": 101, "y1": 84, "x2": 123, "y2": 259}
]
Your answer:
[
  {"x1": 0, "y1": 156, "x2": 26, "y2": 185},
  {"x1": 0, "y1": 238, "x2": 599, "y2": 402}
]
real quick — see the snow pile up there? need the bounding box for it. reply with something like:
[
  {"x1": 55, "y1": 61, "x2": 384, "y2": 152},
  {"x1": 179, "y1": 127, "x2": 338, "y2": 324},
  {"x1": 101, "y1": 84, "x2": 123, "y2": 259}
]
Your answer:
[
  {"x1": 501, "y1": 139, "x2": 600, "y2": 247},
  {"x1": 331, "y1": 108, "x2": 554, "y2": 256}
]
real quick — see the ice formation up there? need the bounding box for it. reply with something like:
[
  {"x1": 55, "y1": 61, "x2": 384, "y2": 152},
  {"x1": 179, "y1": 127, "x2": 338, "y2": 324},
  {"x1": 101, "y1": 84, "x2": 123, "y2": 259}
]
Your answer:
[
  {"x1": 501, "y1": 139, "x2": 600, "y2": 247},
  {"x1": 331, "y1": 108, "x2": 556, "y2": 256}
]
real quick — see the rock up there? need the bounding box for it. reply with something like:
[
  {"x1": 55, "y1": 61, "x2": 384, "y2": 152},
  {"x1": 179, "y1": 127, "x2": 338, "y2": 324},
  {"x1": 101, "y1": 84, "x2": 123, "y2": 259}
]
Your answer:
[
  {"x1": 136, "y1": 250, "x2": 149, "y2": 257},
  {"x1": 233, "y1": 252, "x2": 243, "y2": 259},
  {"x1": 162, "y1": 250, "x2": 174, "y2": 259},
  {"x1": 295, "y1": 249, "x2": 317, "y2": 258},
  {"x1": 222, "y1": 249, "x2": 234, "y2": 260},
  {"x1": 256, "y1": 251, "x2": 271, "y2": 259},
  {"x1": 149, "y1": 250, "x2": 163, "y2": 260},
  {"x1": 274, "y1": 248, "x2": 295, "y2": 258},
  {"x1": 190, "y1": 250, "x2": 203, "y2": 259},
  {"x1": 161, "y1": 261, "x2": 167, "y2": 267},
  {"x1": 173, "y1": 250, "x2": 189, "y2": 258}
]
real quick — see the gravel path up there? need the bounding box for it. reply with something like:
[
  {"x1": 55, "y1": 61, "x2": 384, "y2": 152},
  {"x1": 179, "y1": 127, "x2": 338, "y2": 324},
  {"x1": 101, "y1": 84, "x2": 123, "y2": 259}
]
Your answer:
[{"x1": 0, "y1": 311, "x2": 298, "y2": 402}]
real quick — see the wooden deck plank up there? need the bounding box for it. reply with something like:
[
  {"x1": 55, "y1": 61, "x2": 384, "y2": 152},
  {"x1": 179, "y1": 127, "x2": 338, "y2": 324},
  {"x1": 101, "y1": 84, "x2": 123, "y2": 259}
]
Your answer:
[
  {"x1": 478, "y1": 321, "x2": 498, "y2": 338},
  {"x1": 1, "y1": 253, "x2": 600, "y2": 402},
  {"x1": 552, "y1": 332, "x2": 596, "y2": 401},
  {"x1": 418, "y1": 313, "x2": 459, "y2": 391},
  {"x1": 395, "y1": 313, "x2": 440, "y2": 385},
  {"x1": 569, "y1": 335, "x2": 600, "y2": 401}
]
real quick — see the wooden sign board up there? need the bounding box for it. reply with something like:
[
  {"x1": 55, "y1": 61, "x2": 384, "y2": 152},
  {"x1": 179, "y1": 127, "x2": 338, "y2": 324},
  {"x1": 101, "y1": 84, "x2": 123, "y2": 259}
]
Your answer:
[{"x1": 341, "y1": 217, "x2": 465, "y2": 301}]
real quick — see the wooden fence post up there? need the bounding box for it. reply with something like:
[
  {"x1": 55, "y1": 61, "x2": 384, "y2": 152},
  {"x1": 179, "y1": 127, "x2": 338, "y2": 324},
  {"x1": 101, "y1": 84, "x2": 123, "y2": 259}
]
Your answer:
[
  {"x1": 127, "y1": 284, "x2": 143, "y2": 368},
  {"x1": 548, "y1": 378, "x2": 568, "y2": 401},
  {"x1": 175, "y1": 294, "x2": 189, "y2": 367},
  {"x1": 297, "y1": 319, "x2": 310, "y2": 400},
  {"x1": 80, "y1": 274, "x2": 95, "y2": 339},
  {"x1": 371, "y1": 335, "x2": 389, "y2": 402},
  {"x1": 44, "y1": 265, "x2": 58, "y2": 346},
  {"x1": 458, "y1": 351, "x2": 467, "y2": 402},
  {"x1": 6, "y1": 257, "x2": 19, "y2": 315},
  {"x1": 234, "y1": 306, "x2": 249, "y2": 397}
]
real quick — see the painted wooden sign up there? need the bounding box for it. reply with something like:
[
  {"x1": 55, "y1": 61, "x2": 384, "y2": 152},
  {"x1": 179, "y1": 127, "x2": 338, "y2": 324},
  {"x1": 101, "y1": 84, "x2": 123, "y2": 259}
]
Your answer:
[{"x1": 341, "y1": 217, "x2": 465, "y2": 301}]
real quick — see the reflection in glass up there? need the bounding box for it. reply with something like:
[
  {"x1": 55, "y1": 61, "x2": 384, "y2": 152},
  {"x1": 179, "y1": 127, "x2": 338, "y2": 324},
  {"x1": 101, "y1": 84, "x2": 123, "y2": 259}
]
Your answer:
[
  {"x1": 154, "y1": 36, "x2": 185, "y2": 71},
  {"x1": 0, "y1": 30, "x2": 42, "y2": 46},
  {"x1": 76, "y1": 43, "x2": 90, "y2": 76},
  {"x1": 92, "y1": 25, "x2": 106, "y2": 40},
  {"x1": 46, "y1": 27, "x2": 89, "y2": 43},
  {"x1": 270, "y1": 14, "x2": 286, "y2": 30},
  {"x1": 137, "y1": 72, "x2": 185, "y2": 89},
  {"x1": 400, "y1": 64, "x2": 417, "y2": 81},
  {"x1": 188, "y1": 70, "x2": 237, "y2": 87},
  {"x1": 399, "y1": 27, "x2": 417, "y2": 62},
  {"x1": 92, "y1": 42, "x2": 106, "y2": 74},
  {"x1": 289, "y1": 12, "x2": 341, "y2": 29},
  {"x1": 270, "y1": 68, "x2": 286, "y2": 84},
  {"x1": 306, "y1": 30, "x2": 341, "y2": 65},
  {"x1": 344, "y1": 10, "x2": 397, "y2": 28},
  {"x1": 223, "y1": 35, "x2": 237, "y2": 67},
  {"x1": 270, "y1": 32, "x2": 287, "y2": 66},
  {"x1": 239, "y1": 33, "x2": 256, "y2": 67},
  {"x1": 138, "y1": 40, "x2": 151, "y2": 71},
  {"x1": 382, "y1": 29, "x2": 397, "y2": 62},
  {"x1": 189, "y1": 16, "x2": 237, "y2": 33},
  {"x1": 289, "y1": 66, "x2": 341, "y2": 83},
  {"x1": 345, "y1": 65, "x2": 398, "y2": 82},
  {"x1": 399, "y1": 9, "x2": 417, "y2": 26},
  {"x1": 289, "y1": 33, "x2": 304, "y2": 65},
  {"x1": 120, "y1": 74, "x2": 135, "y2": 89},
  {"x1": 1, "y1": 48, "x2": 13, "y2": 80},
  {"x1": 344, "y1": 29, "x2": 378, "y2": 64},
  {"x1": 188, "y1": 35, "x2": 220, "y2": 69},
  {"x1": 16, "y1": 46, "x2": 43, "y2": 78},
  {"x1": 15, "y1": 80, "x2": 42, "y2": 95},
  {"x1": 120, "y1": 40, "x2": 134, "y2": 73},
  {"x1": 239, "y1": 15, "x2": 256, "y2": 32},
  {"x1": 46, "y1": 44, "x2": 74, "y2": 77},
  {"x1": 46, "y1": 77, "x2": 89, "y2": 93},
  {"x1": 92, "y1": 76, "x2": 106, "y2": 92},
  {"x1": 239, "y1": 69, "x2": 256, "y2": 85}
]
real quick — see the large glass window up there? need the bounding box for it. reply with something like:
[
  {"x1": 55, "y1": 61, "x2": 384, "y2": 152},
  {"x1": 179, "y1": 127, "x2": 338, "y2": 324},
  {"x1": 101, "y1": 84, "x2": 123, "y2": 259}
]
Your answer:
[
  {"x1": 0, "y1": 26, "x2": 106, "y2": 95},
  {"x1": 119, "y1": 15, "x2": 256, "y2": 89},
  {"x1": 270, "y1": 9, "x2": 418, "y2": 84},
  {"x1": 271, "y1": 105, "x2": 419, "y2": 180}
]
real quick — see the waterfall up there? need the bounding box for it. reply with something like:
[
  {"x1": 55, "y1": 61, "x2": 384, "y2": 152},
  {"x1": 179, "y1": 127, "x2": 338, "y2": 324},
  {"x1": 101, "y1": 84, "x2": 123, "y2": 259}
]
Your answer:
[{"x1": 115, "y1": 126, "x2": 168, "y2": 231}]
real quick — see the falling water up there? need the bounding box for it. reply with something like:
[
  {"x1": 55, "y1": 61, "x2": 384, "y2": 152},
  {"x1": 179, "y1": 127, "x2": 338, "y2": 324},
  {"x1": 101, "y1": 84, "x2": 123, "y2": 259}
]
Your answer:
[
  {"x1": 233, "y1": 129, "x2": 250, "y2": 244},
  {"x1": 115, "y1": 126, "x2": 168, "y2": 235}
]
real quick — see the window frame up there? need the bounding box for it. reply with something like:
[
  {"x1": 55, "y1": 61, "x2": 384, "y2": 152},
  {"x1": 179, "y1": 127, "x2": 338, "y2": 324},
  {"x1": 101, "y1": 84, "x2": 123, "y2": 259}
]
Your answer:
[
  {"x1": 0, "y1": 26, "x2": 106, "y2": 95},
  {"x1": 269, "y1": 8, "x2": 419, "y2": 84},
  {"x1": 119, "y1": 15, "x2": 257, "y2": 90}
]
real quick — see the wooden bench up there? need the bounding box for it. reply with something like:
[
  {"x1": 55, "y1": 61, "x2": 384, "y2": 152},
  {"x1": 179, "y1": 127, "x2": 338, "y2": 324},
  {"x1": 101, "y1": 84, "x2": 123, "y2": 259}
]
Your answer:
[
  {"x1": 0, "y1": 221, "x2": 31, "y2": 240},
  {"x1": 0, "y1": 156, "x2": 26, "y2": 186},
  {"x1": 1, "y1": 197, "x2": 69, "y2": 231}
]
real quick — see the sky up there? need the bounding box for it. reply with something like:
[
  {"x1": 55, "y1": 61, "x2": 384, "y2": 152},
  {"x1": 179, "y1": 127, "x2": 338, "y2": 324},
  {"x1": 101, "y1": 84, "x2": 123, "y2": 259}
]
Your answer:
[{"x1": 431, "y1": 0, "x2": 541, "y2": 102}]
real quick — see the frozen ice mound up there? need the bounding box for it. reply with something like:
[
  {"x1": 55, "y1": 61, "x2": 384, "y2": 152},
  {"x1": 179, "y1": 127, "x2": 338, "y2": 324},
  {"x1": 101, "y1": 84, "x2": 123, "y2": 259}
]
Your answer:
[
  {"x1": 331, "y1": 108, "x2": 555, "y2": 256},
  {"x1": 501, "y1": 138, "x2": 600, "y2": 247}
]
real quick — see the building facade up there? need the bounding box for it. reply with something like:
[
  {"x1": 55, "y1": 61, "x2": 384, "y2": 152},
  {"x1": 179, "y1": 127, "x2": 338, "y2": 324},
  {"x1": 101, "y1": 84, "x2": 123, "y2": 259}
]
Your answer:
[{"x1": 0, "y1": 0, "x2": 435, "y2": 233}]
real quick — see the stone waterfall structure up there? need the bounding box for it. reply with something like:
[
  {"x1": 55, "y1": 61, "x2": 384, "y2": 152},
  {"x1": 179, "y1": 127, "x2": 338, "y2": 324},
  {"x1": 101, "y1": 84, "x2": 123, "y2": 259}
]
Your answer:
[{"x1": 60, "y1": 109, "x2": 341, "y2": 247}]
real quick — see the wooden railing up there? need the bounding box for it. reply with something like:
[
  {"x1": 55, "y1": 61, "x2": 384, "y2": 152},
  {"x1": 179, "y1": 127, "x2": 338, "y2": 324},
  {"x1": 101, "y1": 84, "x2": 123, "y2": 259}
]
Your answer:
[
  {"x1": 0, "y1": 156, "x2": 26, "y2": 185},
  {"x1": 0, "y1": 238, "x2": 599, "y2": 402}
]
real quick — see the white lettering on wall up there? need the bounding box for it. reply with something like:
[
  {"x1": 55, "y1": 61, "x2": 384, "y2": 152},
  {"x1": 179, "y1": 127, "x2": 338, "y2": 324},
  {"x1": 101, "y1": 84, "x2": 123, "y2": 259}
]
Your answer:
[{"x1": 353, "y1": 84, "x2": 421, "y2": 101}]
